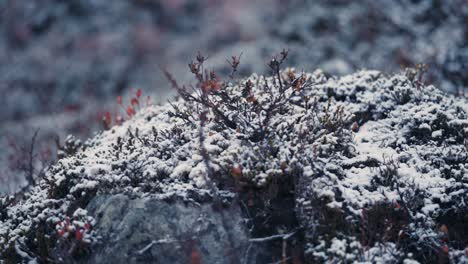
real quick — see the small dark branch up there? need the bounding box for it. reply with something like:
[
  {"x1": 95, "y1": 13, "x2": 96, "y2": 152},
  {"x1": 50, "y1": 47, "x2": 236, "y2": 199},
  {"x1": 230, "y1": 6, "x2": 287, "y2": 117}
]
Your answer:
[
  {"x1": 249, "y1": 230, "x2": 297, "y2": 243},
  {"x1": 268, "y1": 58, "x2": 280, "y2": 89},
  {"x1": 405, "y1": 63, "x2": 428, "y2": 90},
  {"x1": 188, "y1": 51, "x2": 207, "y2": 83},
  {"x1": 415, "y1": 63, "x2": 428, "y2": 90},
  {"x1": 163, "y1": 68, "x2": 181, "y2": 91},
  {"x1": 279, "y1": 48, "x2": 289, "y2": 64},
  {"x1": 242, "y1": 80, "x2": 253, "y2": 98},
  {"x1": 227, "y1": 52, "x2": 242, "y2": 79},
  {"x1": 26, "y1": 129, "x2": 40, "y2": 187},
  {"x1": 168, "y1": 101, "x2": 195, "y2": 126},
  {"x1": 188, "y1": 61, "x2": 201, "y2": 82},
  {"x1": 396, "y1": 183, "x2": 414, "y2": 220},
  {"x1": 196, "y1": 51, "x2": 207, "y2": 64},
  {"x1": 164, "y1": 70, "x2": 196, "y2": 101},
  {"x1": 211, "y1": 106, "x2": 237, "y2": 130},
  {"x1": 127, "y1": 127, "x2": 150, "y2": 147},
  {"x1": 268, "y1": 49, "x2": 289, "y2": 92}
]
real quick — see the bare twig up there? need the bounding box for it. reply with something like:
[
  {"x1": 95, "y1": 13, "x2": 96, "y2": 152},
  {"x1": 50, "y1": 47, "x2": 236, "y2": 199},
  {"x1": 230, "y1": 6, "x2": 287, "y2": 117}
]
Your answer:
[
  {"x1": 25, "y1": 129, "x2": 40, "y2": 187},
  {"x1": 137, "y1": 238, "x2": 179, "y2": 255},
  {"x1": 249, "y1": 230, "x2": 297, "y2": 243},
  {"x1": 227, "y1": 52, "x2": 243, "y2": 79},
  {"x1": 268, "y1": 48, "x2": 288, "y2": 92}
]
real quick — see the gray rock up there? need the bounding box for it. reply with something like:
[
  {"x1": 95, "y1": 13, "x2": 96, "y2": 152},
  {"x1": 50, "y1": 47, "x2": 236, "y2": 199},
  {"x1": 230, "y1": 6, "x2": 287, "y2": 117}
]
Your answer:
[{"x1": 84, "y1": 194, "x2": 255, "y2": 264}]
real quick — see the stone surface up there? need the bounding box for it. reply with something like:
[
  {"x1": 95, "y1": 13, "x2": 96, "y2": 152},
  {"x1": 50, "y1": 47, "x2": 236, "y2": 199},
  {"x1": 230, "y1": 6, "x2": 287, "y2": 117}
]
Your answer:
[{"x1": 84, "y1": 194, "x2": 254, "y2": 264}]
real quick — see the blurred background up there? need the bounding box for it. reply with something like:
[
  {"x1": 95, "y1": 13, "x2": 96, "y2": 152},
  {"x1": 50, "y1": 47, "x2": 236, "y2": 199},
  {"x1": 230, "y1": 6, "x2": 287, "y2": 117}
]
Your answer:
[{"x1": 1, "y1": 0, "x2": 466, "y2": 194}]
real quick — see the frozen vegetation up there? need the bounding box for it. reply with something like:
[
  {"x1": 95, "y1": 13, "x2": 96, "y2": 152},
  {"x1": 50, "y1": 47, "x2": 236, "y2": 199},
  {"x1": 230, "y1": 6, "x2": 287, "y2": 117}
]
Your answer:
[
  {"x1": 1, "y1": 0, "x2": 466, "y2": 194},
  {"x1": 1, "y1": 59, "x2": 467, "y2": 263}
]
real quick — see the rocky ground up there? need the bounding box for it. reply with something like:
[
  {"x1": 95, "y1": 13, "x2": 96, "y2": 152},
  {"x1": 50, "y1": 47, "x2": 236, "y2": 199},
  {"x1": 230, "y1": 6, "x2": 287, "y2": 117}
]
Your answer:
[{"x1": 1, "y1": 60, "x2": 466, "y2": 263}]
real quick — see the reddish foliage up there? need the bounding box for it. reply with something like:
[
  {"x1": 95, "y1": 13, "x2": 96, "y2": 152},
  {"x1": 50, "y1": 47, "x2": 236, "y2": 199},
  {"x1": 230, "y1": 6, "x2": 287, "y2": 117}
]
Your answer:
[
  {"x1": 441, "y1": 244, "x2": 449, "y2": 254},
  {"x1": 102, "y1": 89, "x2": 148, "y2": 129},
  {"x1": 75, "y1": 230, "x2": 83, "y2": 241},
  {"x1": 103, "y1": 111, "x2": 112, "y2": 129},
  {"x1": 351, "y1": 122, "x2": 359, "y2": 132},
  {"x1": 231, "y1": 165, "x2": 242, "y2": 178},
  {"x1": 64, "y1": 104, "x2": 81, "y2": 113},
  {"x1": 65, "y1": 218, "x2": 70, "y2": 231},
  {"x1": 126, "y1": 106, "x2": 136, "y2": 117},
  {"x1": 190, "y1": 247, "x2": 202, "y2": 264},
  {"x1": 56, "y1": 217, "x2": 92, "y2": 243},
  {"x1": 131, "y1": 97, "x2": 139, "y2": 106},
  {"x1": 439, "y1": 224, "x2": 448, "y2": 234},
  {"x1": 58, "y1": 229, "x2": 66, "y2": 237}
]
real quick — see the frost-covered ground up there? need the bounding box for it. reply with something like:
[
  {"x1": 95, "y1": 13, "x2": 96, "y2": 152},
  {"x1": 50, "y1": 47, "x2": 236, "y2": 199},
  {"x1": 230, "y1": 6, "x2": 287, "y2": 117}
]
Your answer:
[
  {"x1": 1, "y1": 0, "x2": 466, "y2": 194},
  {"x1": 1, "y1": 67, "x2": 466, "y2": 263}
]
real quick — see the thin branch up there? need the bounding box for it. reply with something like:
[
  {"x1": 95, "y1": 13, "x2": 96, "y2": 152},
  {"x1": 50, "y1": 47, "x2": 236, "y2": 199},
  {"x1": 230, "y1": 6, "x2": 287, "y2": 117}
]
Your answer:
[
  {"x1": 227, "y1": 52, "x2": 243, "y2": 79},
  {"x1": 249, "y1": 230, "x2": 297, "y2": 243},
  {"x1": 137, "y1": 238, "x2": 179, "y2": 255},
  {"x1": 25, "y1": 128, "x2": 40, "y2": 187}
]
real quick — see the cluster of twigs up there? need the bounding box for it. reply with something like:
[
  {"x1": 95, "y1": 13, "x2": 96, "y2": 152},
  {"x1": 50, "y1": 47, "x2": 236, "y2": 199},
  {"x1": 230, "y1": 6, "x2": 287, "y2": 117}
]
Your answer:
[{"x1": 165, "y1": 49, "x2": 317, "y2": 143}]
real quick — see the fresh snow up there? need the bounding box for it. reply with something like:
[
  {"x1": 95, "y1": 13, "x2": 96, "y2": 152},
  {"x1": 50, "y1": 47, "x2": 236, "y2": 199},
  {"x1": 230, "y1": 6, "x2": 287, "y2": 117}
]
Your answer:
[{"x1": 1, "y1": 69, "x2": 467, "y2": 263}]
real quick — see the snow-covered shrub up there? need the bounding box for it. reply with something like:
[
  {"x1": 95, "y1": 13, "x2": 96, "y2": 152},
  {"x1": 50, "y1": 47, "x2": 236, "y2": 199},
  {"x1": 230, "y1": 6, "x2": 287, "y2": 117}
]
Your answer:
[
  {"x1": 295, "y1": 70, "x2": 467, "y2": 263},
  {"x1": 0, "y1": 52, "x2": 466, "y2": 263}
]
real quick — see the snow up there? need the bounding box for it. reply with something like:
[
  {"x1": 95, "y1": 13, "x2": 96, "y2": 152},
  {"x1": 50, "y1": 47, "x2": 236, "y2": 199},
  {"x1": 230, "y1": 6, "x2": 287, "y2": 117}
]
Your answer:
[
  {"x1": 431, "y1": 130, "x2": 443, "y2": 138},
  {"x1": 328, "y1": 238, "x2": 347, "y2": 258},
  {"x1": 1, "y1": 69, "x2": 467, "y2": 263},
  {"x1": 293, "y1": 70, "x2": 467, "y2": 262}
]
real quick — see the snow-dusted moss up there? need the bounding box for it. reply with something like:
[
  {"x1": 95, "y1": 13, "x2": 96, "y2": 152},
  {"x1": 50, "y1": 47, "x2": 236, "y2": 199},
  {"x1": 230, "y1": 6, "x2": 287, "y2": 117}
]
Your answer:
[
  {"x1": 1, "y1": 69, "x2": 466, "y2": 263},
  {"x1": 295, "y1": 71, "x2": 467, "y2": 263}
]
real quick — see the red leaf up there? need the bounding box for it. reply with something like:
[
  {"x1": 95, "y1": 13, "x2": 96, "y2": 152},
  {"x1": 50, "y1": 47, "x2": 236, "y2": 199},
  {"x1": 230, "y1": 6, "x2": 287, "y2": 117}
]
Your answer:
[
  {"x1": 439, "y1": 224, "x2": 448, "y2": 234},
  {"x1": 210, "y1": 80, "x2": 219, "y2": 91},
  {"x1": 104, "y1": 112, "x2": 112, "y2": 124},
  {"x1": 75, "y1": 230, "x2": 83, "y2": 241},
  {"x1": 127, "y1": 106, "x2": 135, "y2": 117},
  {"x1": 64, "y1": 104, "x2": 81, "y2": 113},
  {"x1": 231, "y1": 165, "x2": 242, "y2": 178},
  {"x1": 351, "y1": 122, "x2": 359, "y2": 132},
  {"x1": 136, "y1": 89, "x2": 142, "y2": 98},
  {"x1": 102, "y1": 112, "x2": 112, "y2": 129},
  {"x1": 190, "y1": 247, "x2": 201, "y2": 264},
  {"x1": 441, "y1": 245, "x2": 449, "y2": 254},
  {"x1": 131, "y1": 98, "x2": 139, "y2": 106},
  {"x1": 58, "y1": 229, "x2": 65, "y2": 237}
]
